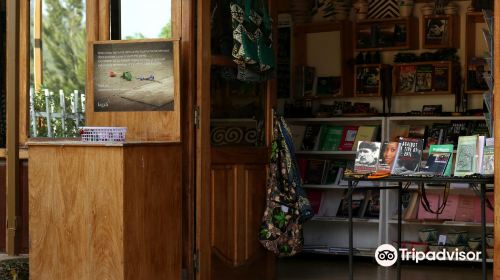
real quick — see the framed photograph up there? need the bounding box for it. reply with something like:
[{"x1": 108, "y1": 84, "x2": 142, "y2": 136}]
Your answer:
[
  {"x1": 355, "y1": 65, "x2": 381, "y2": 97},
  {"x1": 423, "y1": 15, "x2": 459, "y2": 49}
]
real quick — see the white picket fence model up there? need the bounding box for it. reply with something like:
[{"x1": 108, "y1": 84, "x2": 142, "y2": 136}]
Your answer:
[{"x1": 29, "y1": 88, "x2": 86, "y2": 137}]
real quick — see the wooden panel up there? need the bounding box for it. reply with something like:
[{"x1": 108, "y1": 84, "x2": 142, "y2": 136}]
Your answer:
[
  {"x1": 212, "y1": 147, "x2": 268, "y2": 165},
  {"x1": 0, "y1": 160, "x2": 5, "y2": 252},
  {"x1": 210, "y1": 166, "x2": 235, "y2": 261},
  {"x1": 86, "y1": 40, "x2": 181, "y2": 142},
  {"x1": 29, "y1": 146, "x2": 124, "y2": 280},
  {"x1": 17, "y1": 160, "x2": 28, "y2": 253},
  {"x1": 123, "y1": 145, "x2": 182, "y2": 280},
  {"x1": 210, "y1": 163, "x2": 272, "y2": 280},
  {"x1": 493, "y1": 8, "x2": 500, "y2": 280},
  {"x1": 19, "y1": 0, "x2": 29, "y2": 146}
]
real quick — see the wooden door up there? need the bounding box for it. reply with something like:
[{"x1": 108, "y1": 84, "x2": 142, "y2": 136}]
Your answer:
[{"x1": 196, "y1": 0, "x2": 276, "y2": 279}]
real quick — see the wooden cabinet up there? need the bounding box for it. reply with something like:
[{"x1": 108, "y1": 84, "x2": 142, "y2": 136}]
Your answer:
[
  {"x1": 392, "y1": 61, "x2": 457, "y2": 96},
  {"x1": 28, "y1": 143, "x2": 182, "y2": 280},
  {"x1": 354, "y1": 17, "x2": 418, "y2": 52}
]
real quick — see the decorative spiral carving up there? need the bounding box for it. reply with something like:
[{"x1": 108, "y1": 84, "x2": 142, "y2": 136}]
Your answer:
[
  {"x1": 225, "y1": 127, "x2": 244, "y2": 143},
  {"x1": 244, "y1": 129, "x2": 258, "y2": 143},
  {"x1": 211, "y1": 127, "x2": 226, "y2": 145}
]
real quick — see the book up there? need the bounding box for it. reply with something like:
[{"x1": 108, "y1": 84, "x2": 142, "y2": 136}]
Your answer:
[
  {"x1": 428, "y1": 144, "x2": 454, "y2": 176},
  {"x1": 403, "y1": 192, "x2": 419, "y2": 220},
  {"x1": 417, "y1": 193, "x2": 439, "y2": 220},
  {"x1": 318, "y1": 125, "x2": 344, "y2": 151},
  {"x1": 301, "y1": 125, "x2": 321, "y2": 151},
  {"x1": 415, "y1": 65, "x2": 433, "y2": 92},
  {"x1": 390, "y1": 124, "x2": 410, "y2": 142},
  {"x1": 352, "y1": 125, "x2": 379, "y2": 151},
  {"x1": 317, "y1": 189, "x2": 345, "y2": 217},
  {"x1": 454, "y1": 135, "x2": 479, "y2": 177},
  {"x1": 397, "y1": 65, "x2": 416, "y2": 93},
  {"x1": 391, "y1": 137, "x2": 424, "y2": 175},
  {"x1": 420, "y1": 152, "x2": 451, "y2": 176},
  {"x1": 378, "y1": 142, "x2": 399, "y2": 173},
  {"x1": 364, "y1": 190, "x2": 380, "y2": 218},
  {"x1": 432, "y1": 64, "x2": 449, "y2": 91},
  {"x1": 288, "y1": 124, "x2": 306, "y2": 151},
  {"x1": 304, "y1": 159, "x2": 328, "y2": 184},
  {"x1": 454, "y1": 195, "x2": 476, "y2": 222},
  {"x1": 306, "y1": 189, "x2": 323, "y2": 215},
  {"x1": 338, "y1": 126, "x2": 359, "y2": 151},
  {"x1": 437, "y1": 194, "x2": 459, "y2": 220},
  {"x1": 337, "y1": 191, "x2": 368, "y2": 218},
  {"x1": 482, "y1": 144, "x2": 494, "y2": 175},
  {"x1": 476, "y1": 135, "x2": 485, "y2": 174},
  {"x1": 426, "y1": 123, "x2": 449, "y2": 148},
  {"x1": 408, "y1": 125, "x2": 427, "y2": 139},
  {"x1": 354, "y1": 141, "x2": 381, "y2": 174}
]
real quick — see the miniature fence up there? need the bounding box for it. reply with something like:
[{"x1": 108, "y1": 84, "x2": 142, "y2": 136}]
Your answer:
[{"x1": 29, "y1": 88, "x2": 85, "y2": 137}]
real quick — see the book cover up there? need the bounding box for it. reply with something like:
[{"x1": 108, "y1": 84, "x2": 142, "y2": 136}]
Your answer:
[
  {"x1": 389, "y1": 124, "x2": 410, "y2": 142},
  {"x1": 420, "y1": 152, "x2": 451, "y2": 176},
  {"x1": 454, "y1": 195, "x2": 475, "y2": 222},
  {"x1": 317, "y1": 189, "x2": 345, "y2": 217},
  {"x1": 352, "y1": 125, "x2": 379, "y2": 151},
  {"x1": 403, "y1": 192, "x2": 420, "y2": 220},
  {"x1": 288, "y1": 124, "x2": 306, "y2": 151},
  {"x1": 426, "y1": 123, "x2": 449, "y2": 148},
  {"x1": 364, "y1": 190, "x2": 380, "y2": 218},
  {"x1": 415, "y1": 65, "x2": 433, "y2": 92},
  {"x1": 476, "y1": 135, "x2": 485, "y2": 174},
  {"x1": 301, "y1": 125, "x2": 321, "y2": 151},
  {"x1": 482, "y1": 145, "x2": 494, "y2": 175},
  {"x1": 417, "y1": 193, "x2": 439, "y2": 220},
  {"x1": 304, "y1": 159, "x2": 328, "y2": 185},
  {"x1": 338, "y1": 126, "x2": 359, "y2": 151},
  {"x1": 397, "y1": 65, "x2": 416, "y2": 93},
  {"x1": 306, "y1": 189, "x2": 323, "y2": 215},
  {"x1": 318, "y1": 125, "x2": 344, "y2": 151},
  {"x1": 432, "y1": 64, "x2": 449, "y2": 91},
  {"x1": 378, "y1": 142, "x2": 399, "y2": 173},
  {"x1": 454, "y1": 135, "x2": 479, "y2": 177},
  {"x1": 337, "y1": 191, "x2": 367, "y2": 218},
  {"x1": 391, "y1": 137, "x2": 424, "y2": 175},
  {"x1": 408, "y1": 125, "x2": 427, "y2": 139},
  {"x1": 354, "y1": 141, "x2": 381, "y2": 174},
  {"x1": 322, "y1": 160, "x2": 345, "y2": 184},
  {"x1": 437, "y1": 194, "x2": 459, "y2": 220},
  {"x1": 428, "y1": 144, "x2": 454, "y2": 176}
]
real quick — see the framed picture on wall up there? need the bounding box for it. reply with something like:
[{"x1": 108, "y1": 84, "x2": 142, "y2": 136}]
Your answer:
[{"x1": 423, "y1": 15, "x2": 459, "y2": 49}]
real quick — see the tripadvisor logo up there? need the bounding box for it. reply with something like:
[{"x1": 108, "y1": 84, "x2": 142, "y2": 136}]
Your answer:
[{"x1": 374, "y1": 244, "x2": 482, "y2": 266}]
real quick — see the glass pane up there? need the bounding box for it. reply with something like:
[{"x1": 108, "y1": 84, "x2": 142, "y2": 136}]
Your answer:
[
  {"x1": 120, "y1": 0, "x2": 171, "y2": 39},
  {"x1": 210, "y1": 66, "x2": 266, "y2": 147},
  {"x1": 29, "y1": 0, "x2": 87, "y2": 138}
]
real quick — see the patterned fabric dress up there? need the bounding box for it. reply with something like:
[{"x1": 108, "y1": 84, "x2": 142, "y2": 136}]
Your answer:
[{"x1": 259, "y1": 116, "x2": 313, "y2": 257}]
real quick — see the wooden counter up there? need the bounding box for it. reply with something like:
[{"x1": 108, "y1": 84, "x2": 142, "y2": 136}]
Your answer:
[{"x1": 28, "y1": 142, "x2": 182, "y2": 280}]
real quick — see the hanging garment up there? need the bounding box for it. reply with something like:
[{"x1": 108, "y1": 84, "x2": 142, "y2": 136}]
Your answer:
[
  {"x1": 259, "y1": 115, "x2": 313, "y2": 257},
  {"x1": 230, "y1": 0, "x2": 275, "y2": 81}
]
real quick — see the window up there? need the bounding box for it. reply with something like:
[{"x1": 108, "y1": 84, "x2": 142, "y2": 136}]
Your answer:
[
  {"x1": 29, "y1": 0, "x2": 87, "y2": 138},
  {"x1": 111, "y1": 0, "x2": 171, "y2": 40}
]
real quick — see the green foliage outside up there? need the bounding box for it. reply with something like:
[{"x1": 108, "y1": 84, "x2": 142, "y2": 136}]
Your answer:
[{"x1": 30, "y1": 0, "x2": 172, "y2": 137}]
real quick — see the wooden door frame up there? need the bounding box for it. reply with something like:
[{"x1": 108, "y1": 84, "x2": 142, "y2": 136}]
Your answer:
[{"x1": 493, "y1": 9, "x2": 500, "y2": 279}]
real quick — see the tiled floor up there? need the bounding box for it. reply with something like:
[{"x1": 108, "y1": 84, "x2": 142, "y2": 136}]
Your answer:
[{"x1": 278, "y1": 254, "x2": 493, "y2": 280}]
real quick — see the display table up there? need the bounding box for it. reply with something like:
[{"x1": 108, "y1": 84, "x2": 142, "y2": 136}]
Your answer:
[
  {"x1": 28, "y1": 141, "x2": 182, "y2": 280},
  {"x1": 345, "y1": 175, "x2": 494, "y2": 280}
]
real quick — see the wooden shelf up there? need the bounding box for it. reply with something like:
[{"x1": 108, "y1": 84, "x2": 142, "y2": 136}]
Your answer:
[
  {"x1": 303, "y1": 183, "x2": 347, "y2": 189},
  {"x1": 311, "y1": 216, "x2": 379, "y2": 223},
  {"x1": 296, "y1": 150, "x2": 356, "y2": 155},
  {"x1": 388, "y1": 219, "x2": 494, "y2": 227},
  {"x1": 354, "y1": 17, "x2": 418, "y2": 52}
]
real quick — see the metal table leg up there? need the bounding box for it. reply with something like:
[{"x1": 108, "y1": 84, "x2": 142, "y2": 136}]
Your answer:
[
  {"x1": 481, "y1": 183, "x2": 486, "y2": 280},
  {"x1": 348, "y1": 180, "x2": 353, "y2": 280},
  {"x1": 397, "y1": 182, "x2": 402, "y2": 280}
]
